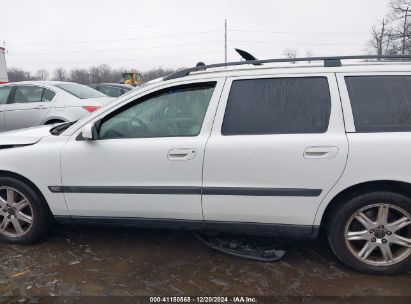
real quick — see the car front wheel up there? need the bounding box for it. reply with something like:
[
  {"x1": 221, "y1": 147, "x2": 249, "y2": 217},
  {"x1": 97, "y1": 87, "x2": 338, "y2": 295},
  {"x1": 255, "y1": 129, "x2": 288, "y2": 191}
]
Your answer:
[
  {"x1": 0, "y1": 177, "x2": 50, "y2": 244},
  {"x1": 328, "y1": 191, "x2": 411, "y2": 275}
]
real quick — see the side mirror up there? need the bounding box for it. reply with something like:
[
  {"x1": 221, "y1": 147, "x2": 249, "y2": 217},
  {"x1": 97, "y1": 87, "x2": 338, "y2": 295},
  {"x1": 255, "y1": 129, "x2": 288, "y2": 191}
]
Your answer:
[{"x1": 81, "y1": 123, "x2": 97, "y2": 140}]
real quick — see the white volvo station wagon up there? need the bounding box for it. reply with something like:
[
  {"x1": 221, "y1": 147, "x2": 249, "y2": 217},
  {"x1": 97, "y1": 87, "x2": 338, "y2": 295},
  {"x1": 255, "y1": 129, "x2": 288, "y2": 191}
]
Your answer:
[{"x1": 1, "y1": 55, "x2": 411, "y2": 275}]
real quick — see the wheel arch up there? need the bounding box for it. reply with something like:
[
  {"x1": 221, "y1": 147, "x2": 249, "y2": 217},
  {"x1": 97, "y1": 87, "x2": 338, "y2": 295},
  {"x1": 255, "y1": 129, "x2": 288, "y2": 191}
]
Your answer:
[
  {"x1": 0, "y1": 170, "x2": 52, "y2": 216},
  {"x1": 320, "y1": 180, "x2": 411, "y2": 229}
]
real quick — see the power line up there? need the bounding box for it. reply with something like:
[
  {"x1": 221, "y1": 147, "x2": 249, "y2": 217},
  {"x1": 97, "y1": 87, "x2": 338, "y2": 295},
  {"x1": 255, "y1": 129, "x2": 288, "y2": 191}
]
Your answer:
[
  {"x1": 7, "y1": 41, "x2": 224, "y2": 56},
  {"x1": 7, "y1": 51, "x2": 223, "y2": 65},
  {"x1": 225, "y1": 19, "x2": 228, "y2": 63},
  {"x1": 6, "y1": 30, "x2": 223, "y2": 46},
  {"x1": 231, "y1": 40, "x2": 366, "y2": 46},
  {"x1": 230, "y1": 29, "x2": 370, "y2": 35}
]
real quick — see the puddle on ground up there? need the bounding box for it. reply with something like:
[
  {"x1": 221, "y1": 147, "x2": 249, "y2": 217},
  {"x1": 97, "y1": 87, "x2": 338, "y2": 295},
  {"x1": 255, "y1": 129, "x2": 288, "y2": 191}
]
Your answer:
[{"x1": 0, "y1": 224, "x2": 410, "y2": 297}]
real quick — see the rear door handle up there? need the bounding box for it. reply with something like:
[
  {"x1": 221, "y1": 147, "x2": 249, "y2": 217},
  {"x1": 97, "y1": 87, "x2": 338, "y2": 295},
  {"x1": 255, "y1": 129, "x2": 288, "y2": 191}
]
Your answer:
[
  {"x1": 34, "y1": 104, "x2": 47, "y2": 110},
  {"x1": 168, "y1": 148, "x2": 197, "y2": 161},
  {"x1": 304, "y1": 146, "x2": 339, "y2": 159}
]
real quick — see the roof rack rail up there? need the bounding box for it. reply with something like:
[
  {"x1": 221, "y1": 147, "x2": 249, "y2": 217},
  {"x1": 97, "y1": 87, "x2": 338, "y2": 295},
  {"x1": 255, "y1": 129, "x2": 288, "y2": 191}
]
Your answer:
[{"x1": 163, "y1": 55, "x2": 411, "y2": 81}]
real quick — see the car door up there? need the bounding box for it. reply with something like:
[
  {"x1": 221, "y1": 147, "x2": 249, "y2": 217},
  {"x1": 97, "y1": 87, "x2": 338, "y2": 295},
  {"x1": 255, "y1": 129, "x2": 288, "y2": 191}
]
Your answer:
[
  {"x1": 60, "y1": 79, "x2": 224, "y2": 223},
  {"x1": 5, "y1": 85, "x2": 55, "y2": 131},
  {"x1": 0, "y1": 86, "x2": 13, "y2": 131},
  {"x1": 202, "y1": 74, "x2": 348, "y2": 235}
]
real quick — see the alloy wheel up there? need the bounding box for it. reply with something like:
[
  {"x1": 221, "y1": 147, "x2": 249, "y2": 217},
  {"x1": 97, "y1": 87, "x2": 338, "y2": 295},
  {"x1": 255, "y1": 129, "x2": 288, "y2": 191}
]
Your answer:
[
  {"x1": 0, "y1": 186, "x2": 34, "y2": 238},
  {"x1": 344, "y1": 203, "x2": 411, "y2": 266}
]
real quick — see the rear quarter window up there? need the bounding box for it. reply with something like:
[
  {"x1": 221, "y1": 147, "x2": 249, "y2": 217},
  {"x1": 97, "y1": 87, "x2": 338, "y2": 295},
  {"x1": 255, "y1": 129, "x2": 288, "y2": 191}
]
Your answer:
[{"x1": 346, "y1": 76, "x2": 411, "y2": 132}]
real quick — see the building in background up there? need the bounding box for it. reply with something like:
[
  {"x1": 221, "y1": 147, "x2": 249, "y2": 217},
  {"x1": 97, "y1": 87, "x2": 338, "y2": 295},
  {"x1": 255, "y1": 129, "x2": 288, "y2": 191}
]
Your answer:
[{"x1": 0, "y1": 47, "x2": 8, "y2": 83}]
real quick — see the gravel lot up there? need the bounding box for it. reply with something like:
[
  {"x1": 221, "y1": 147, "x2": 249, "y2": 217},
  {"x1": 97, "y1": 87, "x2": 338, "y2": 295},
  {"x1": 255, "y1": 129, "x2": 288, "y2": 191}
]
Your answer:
[{"x1": 1, "y1": 224, "x2": 410, "y2": 301}]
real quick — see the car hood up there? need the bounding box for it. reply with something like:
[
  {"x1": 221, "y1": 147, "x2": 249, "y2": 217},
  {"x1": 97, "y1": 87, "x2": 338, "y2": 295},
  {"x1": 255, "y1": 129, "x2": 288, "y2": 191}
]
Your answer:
[{"x1": 0, "y1": 125, "x2": 53, "y2": 146}]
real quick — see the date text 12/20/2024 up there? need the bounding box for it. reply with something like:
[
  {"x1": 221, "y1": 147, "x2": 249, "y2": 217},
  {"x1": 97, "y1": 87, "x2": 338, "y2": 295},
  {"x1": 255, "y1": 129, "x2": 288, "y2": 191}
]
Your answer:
[{"x1": 150, "y1": 296, "x2": 258, "y2": 303}]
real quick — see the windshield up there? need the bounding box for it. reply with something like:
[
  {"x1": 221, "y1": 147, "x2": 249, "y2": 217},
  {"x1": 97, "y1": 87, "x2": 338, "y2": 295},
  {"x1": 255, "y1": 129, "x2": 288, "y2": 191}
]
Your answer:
[{"x1": 54, "y1": 83, "x2": 106, "y2": 99}]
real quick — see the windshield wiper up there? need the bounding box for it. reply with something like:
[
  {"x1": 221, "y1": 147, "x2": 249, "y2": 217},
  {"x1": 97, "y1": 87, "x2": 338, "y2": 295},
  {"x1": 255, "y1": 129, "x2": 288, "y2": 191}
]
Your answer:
[{"x1": 50, "y1": 121, "x2": 78, "y2": 136}]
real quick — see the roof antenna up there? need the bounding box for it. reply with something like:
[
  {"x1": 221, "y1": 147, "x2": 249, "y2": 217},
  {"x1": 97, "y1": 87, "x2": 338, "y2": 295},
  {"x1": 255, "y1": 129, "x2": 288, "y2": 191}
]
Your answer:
[{"x1": 235, "y1": 48, "x2": 262, "y2": 65}]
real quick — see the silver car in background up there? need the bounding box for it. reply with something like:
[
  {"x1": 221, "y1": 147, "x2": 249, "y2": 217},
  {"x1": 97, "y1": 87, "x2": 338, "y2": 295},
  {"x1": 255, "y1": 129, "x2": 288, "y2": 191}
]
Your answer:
[{"x1": 0, "y1": 81, "x2": 114, "y2": 131}]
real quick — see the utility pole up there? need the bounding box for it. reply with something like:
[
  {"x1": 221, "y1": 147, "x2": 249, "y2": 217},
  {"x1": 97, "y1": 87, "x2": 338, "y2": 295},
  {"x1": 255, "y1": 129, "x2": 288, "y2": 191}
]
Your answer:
[
  {"x1": 378, "y1": 19, "x2": 387, "y2": 58},
  {"x1": 403, "y1": 7, "x2": 409, "y2": 55},
  {"x1": 224, "y1": 19, "x2": 227, "y2": 63}
]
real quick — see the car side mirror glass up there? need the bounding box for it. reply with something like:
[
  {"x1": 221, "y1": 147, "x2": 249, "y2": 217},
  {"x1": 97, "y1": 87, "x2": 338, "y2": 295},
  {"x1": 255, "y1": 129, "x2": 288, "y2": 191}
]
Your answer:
[{"x1": 81, "y1": 123, "x2": 97, "y2": 140}]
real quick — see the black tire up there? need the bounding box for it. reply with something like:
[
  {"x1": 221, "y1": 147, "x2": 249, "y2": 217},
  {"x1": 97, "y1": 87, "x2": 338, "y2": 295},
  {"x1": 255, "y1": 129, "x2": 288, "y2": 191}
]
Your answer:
[
  {"x1": 0, "y1": 177, "x2": 51, "y2": 244},
  {"x1": 328, "y1": 191, "x2": 411, "y2": 275}
]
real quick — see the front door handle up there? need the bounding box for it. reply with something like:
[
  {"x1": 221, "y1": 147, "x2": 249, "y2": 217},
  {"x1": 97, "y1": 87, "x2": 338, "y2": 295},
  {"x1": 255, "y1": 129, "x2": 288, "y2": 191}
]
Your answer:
[
  {"x1": 304, "y1": 146, "x2": 339, "y2": 159},
  {"x1": 168, "y1": 148, "x2": 197, "y2": 161}
]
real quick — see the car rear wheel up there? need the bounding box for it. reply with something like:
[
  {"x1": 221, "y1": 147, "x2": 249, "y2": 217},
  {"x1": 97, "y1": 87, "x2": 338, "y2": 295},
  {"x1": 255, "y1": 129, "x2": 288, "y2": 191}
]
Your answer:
[
  {"x1": 328, "y1": 191, "x2": 411, "y2": 275},
  {"x1": 0, "y1": 177, "x2": 51, "y2": 244}
]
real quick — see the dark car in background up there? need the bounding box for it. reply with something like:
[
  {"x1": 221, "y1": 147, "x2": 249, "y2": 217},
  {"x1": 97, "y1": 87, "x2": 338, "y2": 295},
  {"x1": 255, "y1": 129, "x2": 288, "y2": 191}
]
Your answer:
[{"x1": 90, "y1": 83, "x2": 134, "y2": 97}]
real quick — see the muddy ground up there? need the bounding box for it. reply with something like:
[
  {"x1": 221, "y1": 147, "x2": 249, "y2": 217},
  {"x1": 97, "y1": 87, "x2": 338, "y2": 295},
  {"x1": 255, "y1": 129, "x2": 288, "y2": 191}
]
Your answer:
[{"x1": 0, "y1": 224, "x2": 410, "y2": 301}]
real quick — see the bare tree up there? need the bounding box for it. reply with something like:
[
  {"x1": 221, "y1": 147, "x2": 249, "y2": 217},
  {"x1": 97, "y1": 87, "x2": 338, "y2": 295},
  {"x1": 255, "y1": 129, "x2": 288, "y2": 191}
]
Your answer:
[
  {"x1": 88, "y1": 64, "x2": 123, "y2": 84},
  {"x1": 69, "y1": 68, "x2": 90, "y2": 84},
  {"x1": 141, "y1": 68, "x2": 176, "y2": 82},
  {"x1": 7, "y1": 66, "x2": 177, "y2": 85},
  {"x1": 52, "y1": 67, "x2": 68, "y2": 81},
  {"x1": 35, "y1": 69, "x2": 49, "y2": 81},
  {"x1": 389, "y1": 0, "x2": 411, "y2": 54},
  {"x1": 283, "y1": 49, "x2": 298, "y2": 63},
  {"x1": 305, "y1": 50, "x2": 314, "y2": 63},
  {"x1": 7, "y1": 68, "x2": 36, "y2": 82},
  {"x1": 369, "y1": 19, "x2": 392, "y2": 56}
]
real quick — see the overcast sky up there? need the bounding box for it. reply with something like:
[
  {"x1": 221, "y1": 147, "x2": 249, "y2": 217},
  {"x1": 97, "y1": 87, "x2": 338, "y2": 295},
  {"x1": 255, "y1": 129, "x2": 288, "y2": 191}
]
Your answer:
[{"x1": 0, "y1": 0, "x2": 390, "y2": 73}]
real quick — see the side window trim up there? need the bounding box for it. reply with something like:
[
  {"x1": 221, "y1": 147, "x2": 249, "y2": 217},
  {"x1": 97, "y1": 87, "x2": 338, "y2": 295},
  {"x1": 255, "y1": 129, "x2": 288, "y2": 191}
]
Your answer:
[
  {"x1": 220, "y1": 76, "x2": 332, "y2": 136},
  {"x1": 96, "y1": 81, "x2": 217, "y2": 140},
  {"x1": 209, "y1": 73, "x2": 343, "y2": 138},
  {"x1": 0, "y1": 86, "x2": 15, "y2": 105},
  {"x1": 7, "y1": 86, "x2": 16, "y2": 104},
  {"x1": 41, "y1": 88, "x2": 57, "y2": 102},
  {"x1": 8, "y1": 85, "x2": 56, "y2": 104},
  {"x1": 336, "y1": 72, "x2": 411, "y2": 133},
  {"x1": 345, "y1": 74, "x2": 411, "y2": 133},
  {"x1": 65, "y1": 78, "x2": 225, "y2": 137}
]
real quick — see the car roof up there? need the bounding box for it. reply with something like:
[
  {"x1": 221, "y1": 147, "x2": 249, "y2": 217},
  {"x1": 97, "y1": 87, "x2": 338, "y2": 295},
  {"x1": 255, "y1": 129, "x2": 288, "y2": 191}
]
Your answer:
[
  {"x1": 4, "y1": 81, "x2": 78, "y2": 86},
  {"x1": 169, "y1": 62, "x2": 411, "y2": 82}
]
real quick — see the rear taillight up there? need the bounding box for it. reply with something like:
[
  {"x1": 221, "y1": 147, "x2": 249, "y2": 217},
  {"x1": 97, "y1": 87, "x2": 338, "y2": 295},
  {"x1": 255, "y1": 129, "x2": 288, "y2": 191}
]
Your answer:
[{"x1": 82, "y1": 105, "x2": 100, "y2": 113}]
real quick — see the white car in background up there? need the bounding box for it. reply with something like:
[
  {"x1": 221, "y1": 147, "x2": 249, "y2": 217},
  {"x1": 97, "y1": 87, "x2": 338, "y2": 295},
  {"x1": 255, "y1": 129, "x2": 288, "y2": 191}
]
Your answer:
[{"x1": 0, "y1": 81, "x2": 114, "y2": 131}]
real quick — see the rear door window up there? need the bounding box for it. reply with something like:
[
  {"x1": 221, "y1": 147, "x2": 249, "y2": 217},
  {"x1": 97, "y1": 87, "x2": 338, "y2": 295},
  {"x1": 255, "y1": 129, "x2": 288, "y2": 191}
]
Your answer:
[
  {"x1": 346, "y1": 76, "x2": 411, "y2": 132},
  {"x1": 222, "y1": 77, "x2": 331, "y2": 135},
  {"x1": 12, "y1": 86, "x2": 44, "y2": 103},
  {"x1": 0, "y1": 86, "x2": 12, "y2": 104}
]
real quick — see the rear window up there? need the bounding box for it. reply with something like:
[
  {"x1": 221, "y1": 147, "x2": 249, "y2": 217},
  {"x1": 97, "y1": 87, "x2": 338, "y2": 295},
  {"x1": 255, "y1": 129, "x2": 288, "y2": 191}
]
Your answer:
[
  {"x1": 54, "y1": 83, "x2": 106, "y2": 99},
  {"x1": 346, "y1": 76, "x2": 411, "y2": 132},
  {"x1": 222, "y1": 77, "x2": 331, "y2": 135}
]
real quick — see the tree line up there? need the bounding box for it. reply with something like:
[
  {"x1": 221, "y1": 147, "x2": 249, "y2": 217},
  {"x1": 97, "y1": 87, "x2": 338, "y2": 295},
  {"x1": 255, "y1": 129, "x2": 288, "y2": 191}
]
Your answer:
[
  {"x1": 7, "y1": 65, "x2": 176, "y2": 84},
  {"x1": 369, "y1": 0, "x2": 411, "y2": 55},
  {"x1": 8, "y1": 0, "x2": 411, "y2": 85}
]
